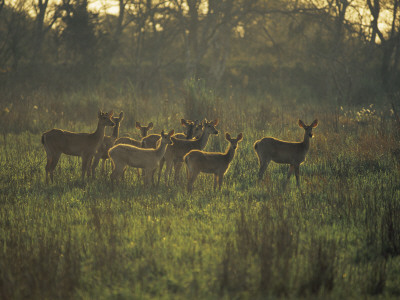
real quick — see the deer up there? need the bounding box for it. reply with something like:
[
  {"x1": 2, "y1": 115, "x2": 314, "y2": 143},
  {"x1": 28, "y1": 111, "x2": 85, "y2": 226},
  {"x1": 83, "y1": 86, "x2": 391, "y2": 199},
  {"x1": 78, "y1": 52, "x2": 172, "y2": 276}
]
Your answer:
[
  {"x1": 184, "y1": 132, "x2": 243, "y2": 192},
  {"x1": 109, "y1": 129, "x2": 175, "y2": 186},
  {"x1": 41, "y1": 110, "x2": 115, "y2": 184},
  {"x1": 115, "y1": 121, "x2": 154, "y2": 147},
  {"x1": 158, "y1": 119, "x2": 219, "y2": 185},
  {"x1": 173, "y1": 119, "x2": 202, "y2": 139},
  {"x1": 253, "y1": 119, "x2": 318, "y2": 189},
  {"x1": 91, "y1": 111, "x2": 124, "y2": 177},
  {"x1": 142, "y1": 119, "x2": 200, "y2": 149}
]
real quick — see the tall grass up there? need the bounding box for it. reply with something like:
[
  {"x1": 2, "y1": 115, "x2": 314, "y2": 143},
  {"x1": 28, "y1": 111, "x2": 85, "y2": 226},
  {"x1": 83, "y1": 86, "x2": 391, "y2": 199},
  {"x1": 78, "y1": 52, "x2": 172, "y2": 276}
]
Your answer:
[{"x1": 1, "y1": 86, "x2": 400, "y2": 299}]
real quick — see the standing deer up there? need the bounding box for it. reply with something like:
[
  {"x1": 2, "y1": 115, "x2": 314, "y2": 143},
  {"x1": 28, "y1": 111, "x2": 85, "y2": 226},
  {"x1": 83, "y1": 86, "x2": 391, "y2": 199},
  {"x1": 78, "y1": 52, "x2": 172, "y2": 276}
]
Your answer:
[
  {"x1": 109, "y1": 130, "x2": 175, "y2": 186},
  {"x1": 185, "y1": 132, "x2": 243, "y2": 192},
  {"x1": 115, "y1": 121, "x2": 153, "y2": 147},
  {"x1": 159, "y1": 119, "x2": 219, "y2": 184},
  {"x1": 253, "y1": 119, "x2": 318, "y2": 189},
  {"x1": 91, "y1": 111, "x2": 124, "y2": 177},
  {"x1": 41, "y1": 110, "x2": 115, "y2": 184}
]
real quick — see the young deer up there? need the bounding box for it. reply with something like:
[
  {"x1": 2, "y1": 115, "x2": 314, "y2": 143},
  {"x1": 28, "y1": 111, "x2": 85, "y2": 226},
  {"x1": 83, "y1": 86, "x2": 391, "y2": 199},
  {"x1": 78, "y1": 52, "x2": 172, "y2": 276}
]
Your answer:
[
  {"x1": 142, "y1": 119, "x2": 199, "y2": 148},
  {"x1": 254, "y1": 119, "x2": 318, "y2": 189},
  {"x1": 109, "y1": 130, "x2": 175, "y2": 186},
  {"x1": 185, "y1": 132, "x2": 243, "y2": 192},
  {"x1": 159, "y1": 119, "x2": 219, "y2": 184},
  {"x1": 115, "y1": 121, "x2": 153, "y2": 147},
  {"x1": 41, "y1": 110, "x2": 115, "y2": 184},
  {"x1": 91, "y1": 111, "x2": 124, "y2": 177}
]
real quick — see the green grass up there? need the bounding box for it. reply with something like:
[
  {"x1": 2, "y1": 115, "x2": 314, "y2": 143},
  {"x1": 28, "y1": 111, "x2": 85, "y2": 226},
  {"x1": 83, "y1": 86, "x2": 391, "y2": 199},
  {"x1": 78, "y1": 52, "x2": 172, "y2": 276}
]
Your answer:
[{"x1": 1, "y1": 89, "x2": 400, "y2": 299}]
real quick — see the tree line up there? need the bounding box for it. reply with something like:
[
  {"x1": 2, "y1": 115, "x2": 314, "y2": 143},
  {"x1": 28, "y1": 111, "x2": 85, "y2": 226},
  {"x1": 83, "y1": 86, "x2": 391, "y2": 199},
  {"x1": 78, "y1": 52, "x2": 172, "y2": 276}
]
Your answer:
[{"x1": 0, "y1": 0, "x2": 399, "y2": 103}]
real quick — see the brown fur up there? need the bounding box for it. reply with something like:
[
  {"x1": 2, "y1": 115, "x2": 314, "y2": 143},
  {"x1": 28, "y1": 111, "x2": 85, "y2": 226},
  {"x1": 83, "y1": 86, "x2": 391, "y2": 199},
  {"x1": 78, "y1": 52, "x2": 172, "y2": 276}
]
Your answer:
[
  {"x1": 115, "y1": 121, "x2": 153, "y2": 148},
  {"x1": 254, "y1": 119, "x2": 318, "y2": 189},
  {"x1": 159, "y1": 119, "x2": 219, "y2": 184},
  {"x1": 141, "y1": 119, "x2": 200, "y2": 149},
  {"x1": 109, "y1": 130, "x2": 174, "y2": 186},
  {"x1": 91, "y1": 112, "x2": 124, "y2": 177},
  {"x1": 41, "y1": 110, "x2": 115, "y2": 184},
  {"x1": 185, "y1": 132, "x2": 243, "y2": 192}
]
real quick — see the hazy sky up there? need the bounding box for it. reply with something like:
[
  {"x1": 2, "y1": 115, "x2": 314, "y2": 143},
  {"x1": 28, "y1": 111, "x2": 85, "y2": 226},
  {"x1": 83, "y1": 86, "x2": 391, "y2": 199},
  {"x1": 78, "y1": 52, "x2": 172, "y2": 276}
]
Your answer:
[{"x1": 89, "y1": 0, "x2": 119, "y2": 15}]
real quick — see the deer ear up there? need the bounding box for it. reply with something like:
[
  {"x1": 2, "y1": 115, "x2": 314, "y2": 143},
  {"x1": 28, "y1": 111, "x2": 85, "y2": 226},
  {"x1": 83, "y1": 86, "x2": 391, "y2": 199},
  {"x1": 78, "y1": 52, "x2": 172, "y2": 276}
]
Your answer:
[
  {"x1": 135, "y1": 121, "x2": 141, "y2": 129},
  {"x1": 148, "y1": 122, "x2": 153, "y2": 129},
  {"x1": 119, "y1": 111, "x2": 124, "y2": 120},
  {"x1": 225, "y1": 132, "x2": 231, "y2": 141},
  {"x1": 311, "y1": 119, "x2": 319, "y2": 128},
  {"x1": 213, "y1": 119, "x2": 219, "y2": 126},
  {"x1": 298, "y1": 120, "x2": 306, "y2": 128},
  {"x1": 181, "y1": 119, "x2": 187, "y2": 126},
  {"x1": 168, "y1": 130, "x2": 175, "y2": 136},
  {"x1": 237, "y1": 133, "x2": 243, "y2": 141}
]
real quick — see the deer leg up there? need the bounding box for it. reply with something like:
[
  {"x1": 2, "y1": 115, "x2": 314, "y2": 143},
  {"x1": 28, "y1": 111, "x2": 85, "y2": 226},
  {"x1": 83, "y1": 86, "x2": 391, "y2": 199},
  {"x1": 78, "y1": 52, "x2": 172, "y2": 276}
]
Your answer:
[
  {"x1": 111, "y1": 163, "x2": 124, "y2": 185},
  {"x1": 284, "y1": 165, "x2": 295, "y2": 189},
  {"x1": 218, "y1": 174, "x2": 224, "y2": 191},
  {"x1": 157, "y1": 157, "x2": 165, "y2": 185},
  {"x1": 91, "y1": 152, "x2": 101, "y2": 178},
  {"x1": 294, "y1": 165, "x2": 301, "y2": 189},
  {"x1": 258, "y1": 159, "x2": 270, "y2": 181},
  {"x1": 143, "y1": 169, "x2": 152, "y2": 186},
  {"x1": 174, "y1": 161, "x2": 183, "y2": 183},
  {"x1": 49, "y1": 153, "x2": 61, "y2": 184},
  {"x1": 165, "y1": 159, "x2": 173, "y2": 184},
  {"x1": 187, "y1": 170, "x2": 199, "y2": 193},
  {"x1": 81, "y1": 155, "x2": 91, "y2": 182},
  {"x1": 86, "y1": 156, "x2": 94, "y2": 178},
  {"x1": 45, "y1": 155, "x2": 53, "y2": 184},
  {"x1": 151, "y1": 168, "x2": 156, "y2": 186},
  {"x1": 101, "y1": 158, "x2": 106, "y2": 174}
]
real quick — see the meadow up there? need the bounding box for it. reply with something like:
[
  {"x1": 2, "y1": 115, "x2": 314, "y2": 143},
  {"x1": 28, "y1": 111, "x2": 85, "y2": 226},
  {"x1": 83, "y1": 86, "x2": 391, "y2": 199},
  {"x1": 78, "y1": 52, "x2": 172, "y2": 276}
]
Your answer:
[{"x1": 1, "y1": 83, "x2": 400, "y2": 299}]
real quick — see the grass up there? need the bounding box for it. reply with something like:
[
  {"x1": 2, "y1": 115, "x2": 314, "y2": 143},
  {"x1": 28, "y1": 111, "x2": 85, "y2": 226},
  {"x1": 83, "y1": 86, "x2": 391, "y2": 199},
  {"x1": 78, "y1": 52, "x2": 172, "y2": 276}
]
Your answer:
[{"x1": 1, "y1": 85, "x2": 400, "y2": 299}]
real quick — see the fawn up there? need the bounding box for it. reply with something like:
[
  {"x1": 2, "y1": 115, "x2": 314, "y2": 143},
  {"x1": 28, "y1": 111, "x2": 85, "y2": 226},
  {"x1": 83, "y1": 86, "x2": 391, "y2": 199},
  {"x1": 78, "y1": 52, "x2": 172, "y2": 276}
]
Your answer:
[
  {"x1": 254, "y1": 119, "x2": 318, "y2": 189},
  {"x1": 91, "y1": 111, "x2": 124, "y2": 177},
  {"x1": 41, "y1": 110, "x2": 115, "y2": 184},
  {"x1": 109, "y1": 130, "x2": 175, "y2": 186},
  {"x1": 158, "y1": 119, "x2": 219, "y2": 184},
  {"x1": 115, "y1": 121, "x2": 153, "y2": 147},
  {"x1": 184, "y1": 132, "x2": 243, "y2": 192}
]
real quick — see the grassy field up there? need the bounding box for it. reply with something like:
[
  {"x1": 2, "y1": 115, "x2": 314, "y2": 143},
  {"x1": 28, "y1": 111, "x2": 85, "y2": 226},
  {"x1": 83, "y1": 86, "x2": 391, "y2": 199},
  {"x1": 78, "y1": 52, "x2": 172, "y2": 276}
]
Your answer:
[{"x1": 1, "y1": 85, "x2": 400, "y2": 299}]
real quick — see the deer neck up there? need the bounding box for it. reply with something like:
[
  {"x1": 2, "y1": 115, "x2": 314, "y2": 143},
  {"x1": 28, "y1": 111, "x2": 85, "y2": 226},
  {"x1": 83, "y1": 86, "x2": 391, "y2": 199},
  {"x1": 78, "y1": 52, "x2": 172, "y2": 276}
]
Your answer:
[
  {"x1": 224, "y1": 144, "x2": 236, "y2": 163},
  {"x1": 186, "y1": 126, "x2": 194, "y2": 139},
  {"x1": 93, "y1": 121, "x2": 107, "y2": 143},
  {"x1": 302, "y1": 131, "x2": 311, "y2": 152},
  {"x1": 197, "y1": 129, "x2": 211, "y2": 150},
  {"x1": 111, "y1": 123, "x2": 120, "y2": 139},
  {"x1": 155, "y1": 140, "x2": 168, "y2": 158}
]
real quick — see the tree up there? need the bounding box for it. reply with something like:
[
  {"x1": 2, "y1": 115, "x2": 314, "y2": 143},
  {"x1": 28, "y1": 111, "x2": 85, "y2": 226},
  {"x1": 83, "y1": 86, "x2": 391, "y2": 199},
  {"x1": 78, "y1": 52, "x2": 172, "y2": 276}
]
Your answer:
[
  {"x1": 171, "y1": 0, "x2": 258, "y2": 80},
  {"x1": 367, "y1": 0, "x2": 400, "y2": 92},
  {"x1": 57, "y1": 0, "x2": 99, "y2": 71}
]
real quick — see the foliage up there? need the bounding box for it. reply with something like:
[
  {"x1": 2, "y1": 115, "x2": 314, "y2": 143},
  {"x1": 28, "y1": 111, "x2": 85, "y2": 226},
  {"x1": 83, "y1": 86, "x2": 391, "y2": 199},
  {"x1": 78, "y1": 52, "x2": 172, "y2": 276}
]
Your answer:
[{"x1": 0, "y1": 0, "x2": 399, "y2": 101}]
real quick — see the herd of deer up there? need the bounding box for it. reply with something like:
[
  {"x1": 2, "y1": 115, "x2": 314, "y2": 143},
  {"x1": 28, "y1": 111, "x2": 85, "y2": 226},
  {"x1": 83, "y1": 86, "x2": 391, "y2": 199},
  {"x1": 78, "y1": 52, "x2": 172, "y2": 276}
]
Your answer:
[{"x1": 41, "y1": 110, "x2": 318, "y2": 192}]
